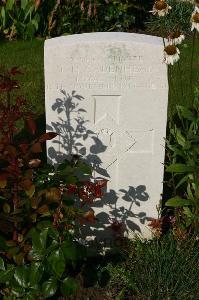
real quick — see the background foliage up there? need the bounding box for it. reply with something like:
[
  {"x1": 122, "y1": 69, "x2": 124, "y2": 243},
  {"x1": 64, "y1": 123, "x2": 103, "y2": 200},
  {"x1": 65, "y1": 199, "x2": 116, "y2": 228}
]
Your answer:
[
  {"x1": 147, "y1": 0, "x2": 194, "y2": 35},
  {"x1": 0, "y1": 0, "x2": 154, "y2": 39}
]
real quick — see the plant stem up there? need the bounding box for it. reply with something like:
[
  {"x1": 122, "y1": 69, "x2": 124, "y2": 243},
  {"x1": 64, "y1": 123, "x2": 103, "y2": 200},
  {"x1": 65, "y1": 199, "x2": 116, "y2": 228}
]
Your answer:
[
  {"x1": 13, "y1": 184, "x2": 18, "y2": 242},
  {"x1": 160, "y1": 17, "x2": 166, "y2": 47},
  {"x1": 7, "y1": 89, "x2": 14, "y2": 143},
  {"x1": 190, "y1": 30, "x2": 196, "y2": 101},
  {"x1": 7, "y1": 90, "x2": 11, "y2": 111},
  {"x1": 177, "y1": 61, "x2": 184, "y2": 102},
  {"x1": 168, "y1": 65, "x2": 177, "y2": 117}
]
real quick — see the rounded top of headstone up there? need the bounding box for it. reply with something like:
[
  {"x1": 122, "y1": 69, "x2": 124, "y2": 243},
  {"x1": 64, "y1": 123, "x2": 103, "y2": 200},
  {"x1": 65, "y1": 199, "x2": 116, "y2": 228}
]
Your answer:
[{"x1": 45, "y1": 32, "x2": 163, "y2": 48}]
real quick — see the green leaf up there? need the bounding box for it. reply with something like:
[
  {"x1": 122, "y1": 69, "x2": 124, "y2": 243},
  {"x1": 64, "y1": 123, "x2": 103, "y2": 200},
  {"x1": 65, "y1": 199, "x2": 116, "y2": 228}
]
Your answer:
[
  {"x1": 187, "y1": 183, "x2": 195, "y2": 201},
  {"x1": 47, "y1": 248, "x2": 65, "y2": 278},
  {"x1": 77, "y1": 163, "x2": 92, "y2": 176},
  {"x1": 175, "y1": 129, "x2": 186, "y2": 147},
  {"x1": 42, "y1": 277, "x2": 57, "y2": 298},
  {"x1": 25, "y1": 21, "x2": 36, "y2": 39},
  {"x1": 28, "y1": 228, "x2": 48, "y2": 260},
  {"x1": 32, "y1": 13, "x2": 40, "y2": 31},
  {"x1": 27, "y1": 288, "x2": 40, "y2": 300},
  {"x1": 48, "y1": 227, "x2": 59, "y2": 241},
  {"x1": 3, "y1": 203, "x2": 11, "y2": 213},
  {"x1": 61, "y1": 277, "x2": 78, "y2": 296},
  {"x1": 57, "y1": 160, "x2": 71, "y2": 171},
  {"x1": 36, "y1": 220, "x2": 51, "y2": 231},
  {"x1": 11, "y1": 285, "x2": 26, "y2": 297},
  {"x1": 0, "y1": 257, "x2": 5, "y2": 271},
  {"x1": 166, "y1": 164, "x2": 195, "y2": 173},
  {"x1": 31, "y1": 228, "x2": 48, "y2": 250},
  {"x1": 25, "y1": 184, "x2": 35, "y2": 197},
  {"x1": 1, "y1": 7, "x2": 6, "y2": 27},
  {"x1": 14, "y1": 266, "x2": 30, "y2": 288},
  {"x1": 45, "y1": 240, "x2": 59, "y2": 257},
  {"x1": 21, "y1": 0, "x2": 28, "y2": 9},
  {"x1": 0, "y1": 265, "x2": 15, "y2": 283},
  {"x1": 58, "y1": 166, "x2": 73, "y2": 176},
  {"x1": 61, "y1": 241, "x2": 86, "y2": 262},
  {"x1": 176, "y1": 175, "x2": 189, "y2": 189},
  {"x1": 0, "y1": 235, "x2": 7, "y2": 250},
  {"x1": 24, "y1": 2, "x2": 34, "y2": 21},
  {"x1": 62, "y1": 195, "x2": 75, "y2": 206},
  {"x1": 39, "y1": 228, "x2": 48, "y2": 248},
  {"x1": 24, "y1": 293, "x2": 37, "y2": 300},
  {"x1": 29, "y1": 262, "x2": 44, "y2": 286},
  {"x1": 176, "y1": 105, "x2": 195, "y2": 121},
  {"x1": 6, "y1": 0, "x2": 15, "y2": 10},
  {"x1": 65, "y1": 176, "x2": 78, "y2": 184},
  {"x1": 28, "y1": 247, "x2": 44, "y2": 261},
  {"x1": 183, "y1": 207, "x2": 193, "y2": 218},
  {"x1": 165, "y1": 197, "x2": 192, "y2": 207},
  {"x1": 61, "y1": 240, "x2": 77, "y2": 261}
]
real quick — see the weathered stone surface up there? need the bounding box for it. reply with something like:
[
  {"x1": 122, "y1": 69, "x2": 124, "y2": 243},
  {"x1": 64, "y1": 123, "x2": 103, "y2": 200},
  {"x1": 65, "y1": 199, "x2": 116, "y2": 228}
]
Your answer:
[{"x1": 44, "y1": 32, "x2": 168, "y2": 239}]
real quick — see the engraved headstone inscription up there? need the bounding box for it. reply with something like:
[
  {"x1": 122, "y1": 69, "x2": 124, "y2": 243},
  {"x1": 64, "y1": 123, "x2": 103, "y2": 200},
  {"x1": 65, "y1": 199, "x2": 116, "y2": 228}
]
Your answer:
[{"x1": 44, "y1": 32, "x2": 168, "y2": 239}]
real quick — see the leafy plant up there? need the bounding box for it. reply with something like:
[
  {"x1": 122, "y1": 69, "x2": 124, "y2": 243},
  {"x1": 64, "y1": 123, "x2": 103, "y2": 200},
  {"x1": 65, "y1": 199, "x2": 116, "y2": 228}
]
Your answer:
[
  {"x1": 165, "y1": 88, "x2": 199, "y2": 234},
  {"x1": 0, "y1": 0, "x2": 41, "y2": 39},
  {"x1": 57, "y1": 0, "x2": 153, "y2": 35},
  {"x1": 0, "y1": 65, "x2": 107, "y2": 298},
  {"x1": 0, "y1": 0, "x2": 153, "y2": 39}
]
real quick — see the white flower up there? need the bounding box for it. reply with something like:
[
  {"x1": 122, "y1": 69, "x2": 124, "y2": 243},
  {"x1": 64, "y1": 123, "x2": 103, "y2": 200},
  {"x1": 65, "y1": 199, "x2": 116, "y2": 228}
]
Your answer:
[
  {"x1": 163, "y1": 45, "x2": 180, "y2": 65},
  {"x1": 191, "y1": 10, "x2": 199, "y2": 32},
  {"x1": 166, "y1": 32, "x2": 185, "y2": 45},
  {"x1": 150, "y1": 0, "x2": 172, "y2": 17},
  {"x1": 48, "y1": 172, "x2": 55, "y2": 176}
]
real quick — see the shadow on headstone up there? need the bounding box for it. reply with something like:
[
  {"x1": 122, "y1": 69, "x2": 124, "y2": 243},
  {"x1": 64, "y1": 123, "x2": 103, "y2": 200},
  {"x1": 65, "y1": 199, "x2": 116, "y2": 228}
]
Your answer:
[{"x1": 46, "y1": 90, "x2": 151, "y2": 246}]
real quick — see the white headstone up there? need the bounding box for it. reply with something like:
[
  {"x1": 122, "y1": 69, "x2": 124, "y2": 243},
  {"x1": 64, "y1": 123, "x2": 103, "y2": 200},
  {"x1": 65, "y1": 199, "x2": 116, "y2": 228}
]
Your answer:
[{"x1": 44, "y1": 32, "x2": 168, "y2": 239}]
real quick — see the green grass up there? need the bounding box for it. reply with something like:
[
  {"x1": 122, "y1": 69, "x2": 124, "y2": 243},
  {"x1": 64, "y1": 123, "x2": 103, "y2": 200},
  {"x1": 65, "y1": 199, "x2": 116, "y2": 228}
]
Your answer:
[
  {"x1": 168, "y1": 36, "x2": 199, "y2": 118},
  {"x1": 0, "y1": 35, "x2": 198, "y2": 119},
  {"x1": 0, "y1": 39, "x2": 45, "y2": 114},
  {"x1": 105, "y1": 234, "x2": 199, "y2": 299}
]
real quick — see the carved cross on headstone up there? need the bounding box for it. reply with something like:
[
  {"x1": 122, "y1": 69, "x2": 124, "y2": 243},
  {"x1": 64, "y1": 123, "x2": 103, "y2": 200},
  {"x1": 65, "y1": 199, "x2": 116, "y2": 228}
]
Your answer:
[{"x1": 93, "y1": 94, "x2": 154, "y2": 171}]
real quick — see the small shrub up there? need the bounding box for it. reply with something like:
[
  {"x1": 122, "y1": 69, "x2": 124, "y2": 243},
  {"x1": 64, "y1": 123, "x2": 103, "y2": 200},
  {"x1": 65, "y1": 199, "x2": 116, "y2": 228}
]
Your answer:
[
  {"x1": 164, "y1": 88, "x2": 199, "y2": 235},
  {"x1": 0, "y1": 66, "x2": 107, "y2": 299}
]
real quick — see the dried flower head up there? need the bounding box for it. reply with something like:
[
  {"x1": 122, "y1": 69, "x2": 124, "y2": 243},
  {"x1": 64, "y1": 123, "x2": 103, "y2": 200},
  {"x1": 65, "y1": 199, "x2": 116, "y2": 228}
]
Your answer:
[
  {"x1": 28, "y1": 159, "x2": 41, "y2": 168},
  {"x1": 80, "y1": 0, "x2": 85, "y2": 13},
  {"x1": 87, "y1": 1, "x2": 92, "y2": 17},
  {"x1": 167, "y1": 31, "x2": 185, "y2": 45},
  {"x1": 83, "y1": 210, "x2": 95, "y2": 223},
  {"x1": 195, "y1": 0, "x2": 199, "y2": 8},
  {"x1": 35, "y1": 0, "x2": 41, "y2": 10},
  {"x1": 164, "y1": 45, "x2": 180, "y2": 65},
  {"x1": 191, "y1": 10, "x2": 199, "y2": 32},
  {"x1": 150, "y1": 0, "x2": 172, "y2": 17},
  {"x1": 94, "y1": 0, "x2": 97, "y2": 16},
  {"x1": 148, "y1": 218, "x2": 163, "y2": 237}
]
